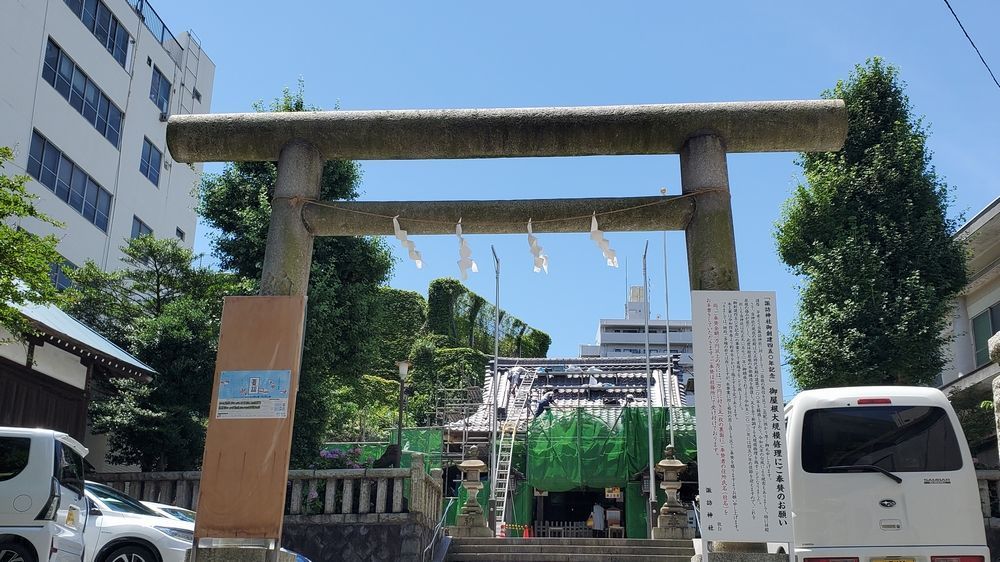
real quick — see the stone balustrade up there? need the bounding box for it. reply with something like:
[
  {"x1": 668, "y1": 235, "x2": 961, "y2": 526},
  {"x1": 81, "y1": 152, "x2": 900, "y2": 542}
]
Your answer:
[
  {"x1": 90, "y1": 452, "x2": 444, "y2": 524},
  {"x1": 977, "y1": 469, "x2": 1000, "y2": 527}
]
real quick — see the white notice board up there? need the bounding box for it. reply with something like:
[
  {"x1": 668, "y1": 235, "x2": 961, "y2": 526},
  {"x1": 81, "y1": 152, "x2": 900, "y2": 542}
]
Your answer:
[{"x1": 692, "y1": 291, "x2": 792, "y2": 542}]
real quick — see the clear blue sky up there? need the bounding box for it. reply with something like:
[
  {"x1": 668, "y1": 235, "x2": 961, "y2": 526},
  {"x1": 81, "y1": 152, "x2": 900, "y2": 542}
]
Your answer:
[{"x1": 155, "y1": 1, "x2": 996, "y2": 392}]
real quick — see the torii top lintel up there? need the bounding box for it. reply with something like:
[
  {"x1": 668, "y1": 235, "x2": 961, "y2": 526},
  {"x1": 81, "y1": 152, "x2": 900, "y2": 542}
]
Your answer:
[{"x1": 166, "y1": 99, "x2": 847, "y2": 163}]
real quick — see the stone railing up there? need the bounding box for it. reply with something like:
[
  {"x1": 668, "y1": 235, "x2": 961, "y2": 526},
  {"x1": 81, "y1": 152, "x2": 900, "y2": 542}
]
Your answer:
[
  {"x1": 978, "y1": 469, "x2": 1000, "y2": 527},
  {"x1": 90, "y1": 452, "x2": 444, "y2": 523}
]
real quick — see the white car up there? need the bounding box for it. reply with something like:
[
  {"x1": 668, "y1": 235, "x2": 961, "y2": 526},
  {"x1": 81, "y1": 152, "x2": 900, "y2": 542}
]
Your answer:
[
  {"x1": 140, "y1": 502, "x2": 195, "y2": 524},
  {"x1": 83, "y1": 482, "x2": 193, "y2": 562},
  {"x1": 139, "y1": 501, "x2": 312, "y2": 562}
]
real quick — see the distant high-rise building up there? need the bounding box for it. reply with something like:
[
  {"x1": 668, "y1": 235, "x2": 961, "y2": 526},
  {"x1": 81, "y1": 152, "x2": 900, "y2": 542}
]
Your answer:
[
  {"x1": 1, "y1": 0, "x2": 214, "y2": 277},
  {"x1": 579, "y1": 285, "x2": 695, "y2": 403}
]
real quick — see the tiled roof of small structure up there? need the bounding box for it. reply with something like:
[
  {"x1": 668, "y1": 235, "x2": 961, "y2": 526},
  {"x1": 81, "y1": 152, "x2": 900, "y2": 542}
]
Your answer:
[
  {"x1": 15, "y1": 301, "x2": 155, "y2": 379},
  {"x1": 446, "y1": 356, "x2": 687, "y2": 433}
]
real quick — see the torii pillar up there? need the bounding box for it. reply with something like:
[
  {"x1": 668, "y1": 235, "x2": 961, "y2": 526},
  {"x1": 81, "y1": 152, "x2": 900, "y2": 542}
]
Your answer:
[{"x1": 168, "y1": 100, "x2": 847, "y2": 559}]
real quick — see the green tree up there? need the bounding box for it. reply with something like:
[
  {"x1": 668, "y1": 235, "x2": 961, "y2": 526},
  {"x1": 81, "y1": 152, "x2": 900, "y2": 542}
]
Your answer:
[
  {"x1": 775, "y1": 58, "x2": 967, "y2": 390},
  {"x1": 0, "y1": 146, "x2": 65, "y2": 339},
  {"x1": 199, "y1": 84, "x2": 394, "y2": 466},
  {"x1": 368, "y1": 287, "x2": 427, "y2": 378},
  {"x1": 67, "y1": 237, "x2": 248, "y2": 470},
  {"x1": 327, "y1": 374, "x2": 406, "y2": 442}
]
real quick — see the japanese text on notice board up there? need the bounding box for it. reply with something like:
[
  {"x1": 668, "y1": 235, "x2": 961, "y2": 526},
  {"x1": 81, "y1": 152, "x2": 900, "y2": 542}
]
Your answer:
[
  {"x1": 692, "y1": 291, "x2": 792, "y2": 543},
  {"x1": 216, "y1": 370, "x2": 291, "y2": 419}
]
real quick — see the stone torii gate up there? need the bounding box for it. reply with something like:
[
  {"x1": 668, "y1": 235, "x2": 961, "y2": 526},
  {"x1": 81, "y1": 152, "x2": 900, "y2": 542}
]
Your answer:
[{"x1": 168, "y1": 100, "x2": 847, "y2": 559}]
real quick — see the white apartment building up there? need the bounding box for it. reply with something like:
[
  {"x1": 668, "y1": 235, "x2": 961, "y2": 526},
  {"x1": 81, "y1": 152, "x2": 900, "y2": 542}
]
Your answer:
[
  {"x1": 1, "y1": 0, "x2": 214, "y2": 278},
  {"x1": 579, "y1": 286, "x2": 695, "y2": 402},
  {"x1": 940, "y1": 196, "x2": 1000, "y2": 393}
]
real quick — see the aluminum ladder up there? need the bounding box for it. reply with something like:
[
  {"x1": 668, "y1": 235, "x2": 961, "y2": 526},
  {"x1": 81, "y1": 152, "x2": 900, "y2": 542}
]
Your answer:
[{"x1": 491, "y1": 368, "x2": 537, "y2": 535}]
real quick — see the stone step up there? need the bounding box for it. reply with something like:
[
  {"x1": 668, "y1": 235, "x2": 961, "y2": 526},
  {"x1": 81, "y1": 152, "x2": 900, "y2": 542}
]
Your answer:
[
  {"x1": 450, "y1": 544, "x2": 694, "y2": 555},
  {"x1": 446, "y1": 555, "x2": 693, "y2": 562},
  {"x1": 446, "y1": 537, "x2": 695, "y2": 562},
  {"x1": 449, "y1": 537, "x2": 693, "y2": 547}
]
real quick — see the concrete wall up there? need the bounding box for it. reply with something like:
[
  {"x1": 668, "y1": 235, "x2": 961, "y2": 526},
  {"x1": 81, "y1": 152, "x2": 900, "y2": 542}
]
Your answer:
[
  {"x1": 281, "y1": 514, "x2": 434, "y2": 562},
  {"x1": 0, "y1": 0, "x2": 213, "y2": 271}
]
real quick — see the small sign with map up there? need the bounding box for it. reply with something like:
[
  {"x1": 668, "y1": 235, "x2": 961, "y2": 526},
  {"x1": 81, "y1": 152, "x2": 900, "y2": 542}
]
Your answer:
[{"x1": 216, "y1": 370, "x2": 292, "y2": 419}]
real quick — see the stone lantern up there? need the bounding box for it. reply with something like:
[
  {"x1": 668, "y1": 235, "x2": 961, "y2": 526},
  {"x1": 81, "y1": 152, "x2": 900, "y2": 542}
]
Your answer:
[
  {"x1": 451, "y1": 446, "x2": 492, "y2": 537},
  {"x1": 652, "y1": 445, "x2": 694, "y2": 540}
]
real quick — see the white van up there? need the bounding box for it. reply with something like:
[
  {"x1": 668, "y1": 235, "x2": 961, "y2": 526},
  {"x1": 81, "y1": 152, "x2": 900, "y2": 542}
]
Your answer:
[
  {"x1": 782, "y1": 386, "x2": 990, "y2": 561},
  {"x1": 1, "y1": 427, "x2": 89, "y2": 562}
]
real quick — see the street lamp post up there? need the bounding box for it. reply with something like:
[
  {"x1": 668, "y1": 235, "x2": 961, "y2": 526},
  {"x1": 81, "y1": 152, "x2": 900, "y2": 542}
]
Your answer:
[{"x1": 396, "y1": 360, "x2": 411, "y2": 458}]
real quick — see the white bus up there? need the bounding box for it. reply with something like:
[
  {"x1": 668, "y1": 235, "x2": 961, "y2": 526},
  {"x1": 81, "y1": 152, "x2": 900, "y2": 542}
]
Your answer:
[{"x1": 780, "y1": 386, "x2": 990, "y2": 561}]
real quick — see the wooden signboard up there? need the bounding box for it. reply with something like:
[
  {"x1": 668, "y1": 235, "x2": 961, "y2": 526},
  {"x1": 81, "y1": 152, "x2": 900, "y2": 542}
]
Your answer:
[{"x1": 193, "y1": 296, "x2": 307, "y2": 544}]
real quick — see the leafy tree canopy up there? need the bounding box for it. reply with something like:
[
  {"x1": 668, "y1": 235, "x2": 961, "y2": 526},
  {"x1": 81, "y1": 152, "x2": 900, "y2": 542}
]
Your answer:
[
  {"x1": 775, "y1": 58, "x2": 967, "y2": 389},
  {"x1": 427, "y1": 277, "x2": 551, "y2": 358},
  {"x1": 199, "y1": 83, "x2": 394, "y2": 466},
  {"x1": 67, "y1": 236, "x2": 249, "y2": 470},
  {"x1": 0, "y1": 146, "x2": 65, "y2": 340}
]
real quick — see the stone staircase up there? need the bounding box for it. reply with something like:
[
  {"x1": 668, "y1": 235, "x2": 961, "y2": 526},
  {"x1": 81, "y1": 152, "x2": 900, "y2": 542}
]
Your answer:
[{"x1": 445, "y1": 537, "x2": 696, "y2": 561}]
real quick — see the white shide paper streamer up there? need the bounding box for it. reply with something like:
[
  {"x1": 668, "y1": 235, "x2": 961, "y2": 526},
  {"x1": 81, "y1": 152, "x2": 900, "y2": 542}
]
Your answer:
[
  {"x1": 527, "y1": 219, "x2": 549, "y2": 273},
  {"x1": 392, "y1": 216, "x2": 423, "y2": 269},
  {"x1": 590, "y1": 213, "x2": 619, "y2": 268},
  {"x1": 456, "y1": 219, "x2": 478, "y2": 280}
]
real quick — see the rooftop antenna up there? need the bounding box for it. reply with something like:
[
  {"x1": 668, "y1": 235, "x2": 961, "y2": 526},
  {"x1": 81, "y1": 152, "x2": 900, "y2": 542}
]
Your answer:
[{"x1": 642, "y1": 240, "x2": 656, "y2": 538}]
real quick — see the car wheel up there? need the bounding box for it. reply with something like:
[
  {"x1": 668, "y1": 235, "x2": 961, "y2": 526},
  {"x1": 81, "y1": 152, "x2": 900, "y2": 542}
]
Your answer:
[
  {"x1": 0, "y1": 542, "x2": 36, "y2": 562},
  {"x1": 102, "y1": 545, "x2": 157, "y2": 562}
]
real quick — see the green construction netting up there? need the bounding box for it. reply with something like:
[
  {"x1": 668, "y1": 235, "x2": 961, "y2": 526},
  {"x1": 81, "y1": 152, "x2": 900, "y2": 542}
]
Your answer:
[
  {"x1": 624, "y1": 481, "x2": 667, "y2": 539},
  {"x1": 390, "y1": 428, "x2": 444, "y2": 470},
  {"x1": 512, "y1": 480, "x2": 532, "y2": 525},
  {"x1": 323, "y1": 427, "x2": 444, "y2": 470},
  {"x1": 443, "y1": 479, "x2": 530, "y2": 528},
  {"x1": 622, "y1": 407, "x2": 697, "y2": 473},
  {"x1": 527, "y1": 408, "x2": 626, "y2": 491},
  {"x1": 527, "y1": 407, "x2": 696, "y2": 492}
]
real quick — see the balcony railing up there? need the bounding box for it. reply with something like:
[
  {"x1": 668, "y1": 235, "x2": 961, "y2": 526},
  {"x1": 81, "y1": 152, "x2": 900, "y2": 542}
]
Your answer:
[
  {"x1": 124, "y1": 0, "x2": 183, "y2": 67},
  {"x1": 90, "y1": 453, "x2": 444, "y2": 523}
]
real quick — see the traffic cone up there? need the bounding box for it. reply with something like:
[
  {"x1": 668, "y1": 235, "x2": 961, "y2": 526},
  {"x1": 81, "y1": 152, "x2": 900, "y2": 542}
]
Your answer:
[
  {"x1": 523, "y1": 525, "x2": 532, "y2": 538},
  {"x1": 499, "y1": 523, "x2": 506, "y2": 538}
]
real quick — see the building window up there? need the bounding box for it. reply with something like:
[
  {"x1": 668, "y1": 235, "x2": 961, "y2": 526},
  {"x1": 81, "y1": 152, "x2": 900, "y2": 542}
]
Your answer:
[
  {"x1": 149, "y1": 66, "x2": 171, "y2": 114},
  {"x1": 972, "y1": 304, "x2": 1000, "y2": 368},
  {"x1": 131, "y1": 216, "x2": 152, "y2": 239},
  {"x1": 41, "y1": 39, "x2": 123, "y2": 148},
  {"x1": 140, "y1": 138, "x2": 162, "y2": 186},
  {"x1": 175, "y1": 227, "x2": 185, "y2": 241},
  {"x1": 62, "y1": 0, "x2": 130, "y2": 68},
  {"x1": 49, "y1": 258, "x2": 77, "y2": 290},
  {"x1": 27, "y1": 130, "x2": 112, "y2": 232}
]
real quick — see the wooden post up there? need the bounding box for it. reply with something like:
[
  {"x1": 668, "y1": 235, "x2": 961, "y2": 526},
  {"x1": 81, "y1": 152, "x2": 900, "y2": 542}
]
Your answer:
[{"x1": 191, "y1": 139, "x2": 322, "y2": 562}]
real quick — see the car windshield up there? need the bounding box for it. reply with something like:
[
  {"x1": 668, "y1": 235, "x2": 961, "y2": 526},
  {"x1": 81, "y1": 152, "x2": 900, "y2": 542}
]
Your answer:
[
  {"x1": 86, "y1": 482, "x2": 159, "y2": 516},
  {"x1": 802, "y1": 405, "x2": 963, "y2": 473},
  {"x1": 163, "y1": 507, "x2": 196, "y2": 522}
]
